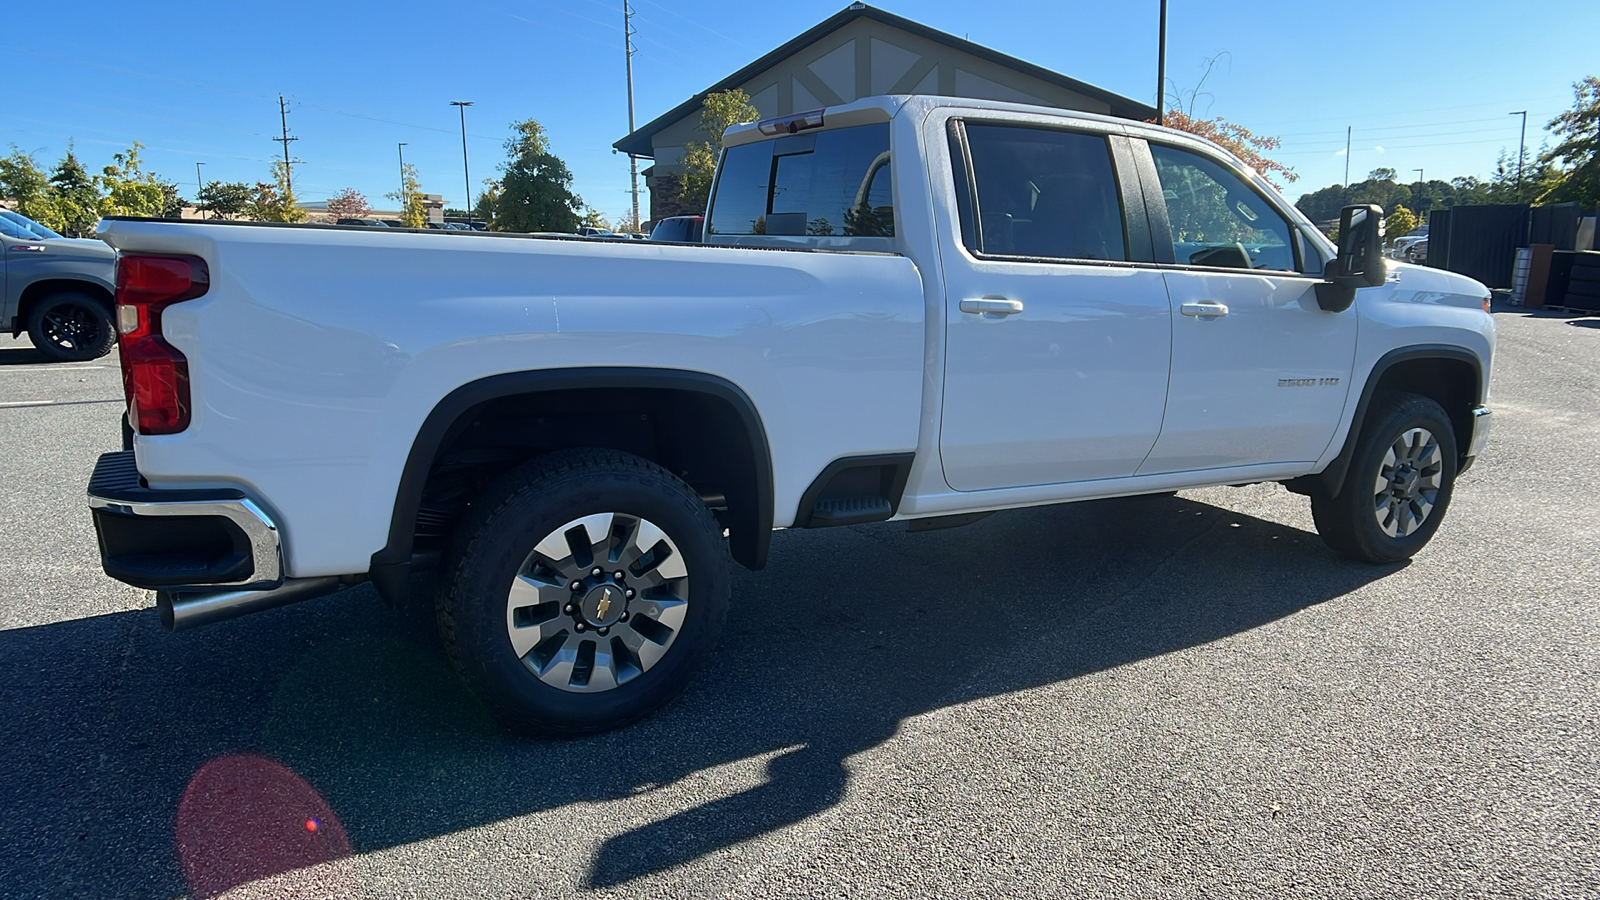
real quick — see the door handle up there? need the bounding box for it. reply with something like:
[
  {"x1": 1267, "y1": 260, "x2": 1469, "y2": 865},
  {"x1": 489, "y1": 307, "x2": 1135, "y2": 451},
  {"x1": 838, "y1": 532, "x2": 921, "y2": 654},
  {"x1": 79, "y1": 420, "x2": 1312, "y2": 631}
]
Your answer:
[
  {"x1": 1180, "y1": 300, "x2": 1229, "y2": 318},
  {"x1": 959, "y1": 296, "x2": 1024, "y2": 316}
]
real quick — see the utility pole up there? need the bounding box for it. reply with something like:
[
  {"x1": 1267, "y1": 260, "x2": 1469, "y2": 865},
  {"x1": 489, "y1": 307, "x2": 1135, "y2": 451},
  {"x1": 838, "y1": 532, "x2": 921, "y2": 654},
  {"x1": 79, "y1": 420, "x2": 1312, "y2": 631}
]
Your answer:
[
  {"x1": 1414, "y1": 168, "x2": 1424, "y2": 184},
  {"x1": 1155, "y1": 0, "x2": 1168, "y2": 126},
  {"x1": 397, "y1": 142, "x2": 408, "y2": 214},
  {"x1": 195, "y1": 162, "x2": 205, "y2": 219},
  {"x1": 1510, "y1": 110, "x2": 1528, "y2": 195},
  {"x1": 1344, "y1": 126, "x2": 1352, "y2": 185},
  {"x1": 624, "y1": 0, "x2": 640, "y2": 229},
  {"x1": 451, "y1": 101, "x2": 474, "y2": 221},
  {"x1": 273, "y1": 94, "x2": 298, "y2": 197}
]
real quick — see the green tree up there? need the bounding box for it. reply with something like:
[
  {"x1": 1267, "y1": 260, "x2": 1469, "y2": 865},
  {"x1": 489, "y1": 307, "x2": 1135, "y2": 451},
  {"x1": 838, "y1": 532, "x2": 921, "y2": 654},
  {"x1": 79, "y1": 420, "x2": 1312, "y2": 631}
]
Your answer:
[
  {"x1": 48, "y1": 146, "x2": 102, "y2": 236},
  {"x1": 198, "y1": 180, "x2": 253, "y2": 219},
  {"x1": 473, "y1": 178, "x2": 502, "y2": 229},
  {"x1": 1385, "y1": 204, "x2": 1419, "y2": 242},
  {"x1": 0, "y1": 149, "x2": 65, "y2": 231},
  {"x1": 386, "y1": 163, "x2": 427, "y2": 227},
  {"x1": 98, "y1": 143, "x2": 166, "y2": 217},
  {"x1": 676, "y1": 89, "x2": 760, "y2": 211},
  {"x1": 249, "y1": 160, "x2": 307, "y2": 223},
  {"x1": 491, "y1": 119, "x2": 584, "y2": 233},
  {"x1": 1540, "y1": 75, "x2": 1600, "y2": 208},
  {"x1": 582, "y1": 207, "x2": 611, "y2": 232},
  {"x1": 156, "y1": 180, "x2": 186, "y2": 218}
]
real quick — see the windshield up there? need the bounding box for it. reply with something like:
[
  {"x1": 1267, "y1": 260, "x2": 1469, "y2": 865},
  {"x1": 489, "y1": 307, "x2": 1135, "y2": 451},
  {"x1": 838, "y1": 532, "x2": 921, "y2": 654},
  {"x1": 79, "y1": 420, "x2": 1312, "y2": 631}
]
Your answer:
[{"x1": 0, "y1": 210, "x2": 64, "y2": 240}]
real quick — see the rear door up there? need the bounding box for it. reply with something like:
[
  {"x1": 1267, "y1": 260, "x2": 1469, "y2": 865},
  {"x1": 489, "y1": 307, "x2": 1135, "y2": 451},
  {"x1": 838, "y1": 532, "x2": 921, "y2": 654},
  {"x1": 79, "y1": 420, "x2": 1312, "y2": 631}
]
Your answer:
[
  {"x1": 1133, "y1": 139, "x2": 1356, "y2": 474},
  {"x1": 934, "y1": 114, "x2": 1172, "y2": 491}
]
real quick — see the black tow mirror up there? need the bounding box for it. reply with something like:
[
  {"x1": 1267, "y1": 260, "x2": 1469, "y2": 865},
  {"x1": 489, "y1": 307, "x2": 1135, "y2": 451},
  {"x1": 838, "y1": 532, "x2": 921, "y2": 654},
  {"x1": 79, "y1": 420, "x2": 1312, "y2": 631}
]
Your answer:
[{"x1": 1316, "y1": 204, "x2": 1387, "y2": 312}]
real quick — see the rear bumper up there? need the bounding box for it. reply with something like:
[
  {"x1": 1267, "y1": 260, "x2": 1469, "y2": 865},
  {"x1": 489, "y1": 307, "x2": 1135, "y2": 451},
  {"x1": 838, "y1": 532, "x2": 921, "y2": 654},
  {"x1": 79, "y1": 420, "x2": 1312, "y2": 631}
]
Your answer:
[{"x1": 87, "y1": 451, "x2": 283, "y2": 591}]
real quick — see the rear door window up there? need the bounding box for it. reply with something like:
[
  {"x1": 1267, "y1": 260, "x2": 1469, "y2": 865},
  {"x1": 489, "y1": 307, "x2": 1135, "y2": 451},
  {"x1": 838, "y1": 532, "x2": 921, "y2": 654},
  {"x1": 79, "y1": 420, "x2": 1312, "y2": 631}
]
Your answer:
[
  {"x1": 707, "y1": 123, "x2": 893, "y2": 238},
  {"x1": 959, "y1": 124, "x2": 1127, "y2": 262}
]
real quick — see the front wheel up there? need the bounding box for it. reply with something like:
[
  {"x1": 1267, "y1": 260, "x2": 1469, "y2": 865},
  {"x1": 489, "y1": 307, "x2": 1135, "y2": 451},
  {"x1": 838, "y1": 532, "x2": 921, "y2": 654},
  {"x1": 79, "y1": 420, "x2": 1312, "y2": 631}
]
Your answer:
[
  {"x1": 435, "y1": 448, "x2": 731, "y2": 735},
  {"x1": 27, "y1": 292, "x2": 115, "y2": 362},
  {"x1": 1312, "y1": 392, "x2": 1458, "y2": 563}
]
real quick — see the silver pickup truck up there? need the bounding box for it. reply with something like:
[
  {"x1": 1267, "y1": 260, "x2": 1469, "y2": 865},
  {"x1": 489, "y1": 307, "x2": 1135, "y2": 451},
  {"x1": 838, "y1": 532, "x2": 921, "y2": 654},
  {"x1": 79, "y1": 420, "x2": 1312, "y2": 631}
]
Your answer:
[{"x1": 1, "y1": 210, "x2": 118, "y2": 361}]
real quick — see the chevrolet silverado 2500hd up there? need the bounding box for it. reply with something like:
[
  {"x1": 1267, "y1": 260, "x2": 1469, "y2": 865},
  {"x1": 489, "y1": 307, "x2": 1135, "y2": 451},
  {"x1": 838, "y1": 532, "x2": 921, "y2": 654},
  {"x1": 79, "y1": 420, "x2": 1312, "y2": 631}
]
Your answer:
[{"x1": 87, "y1": 95, "x2": 1494, "y2": 733}]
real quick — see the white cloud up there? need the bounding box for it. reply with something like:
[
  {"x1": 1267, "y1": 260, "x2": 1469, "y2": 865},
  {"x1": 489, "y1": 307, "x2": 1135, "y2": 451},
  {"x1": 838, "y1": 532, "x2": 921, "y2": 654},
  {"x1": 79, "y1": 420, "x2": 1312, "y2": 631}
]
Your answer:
[
  {"x1": 1335, "y1": 149, "x2": 1348, "y2": 156},
  {"x1": 1374, "y1": 145, "x2": 1386, "y2": 153}
]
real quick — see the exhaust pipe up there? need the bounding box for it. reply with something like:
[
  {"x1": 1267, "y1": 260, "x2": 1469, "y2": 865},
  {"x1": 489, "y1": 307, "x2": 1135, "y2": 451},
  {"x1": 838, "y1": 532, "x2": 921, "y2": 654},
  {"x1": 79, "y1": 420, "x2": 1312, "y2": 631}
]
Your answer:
[{"x1": 157, "y1": 575, "x2": 359, "y2": 631}]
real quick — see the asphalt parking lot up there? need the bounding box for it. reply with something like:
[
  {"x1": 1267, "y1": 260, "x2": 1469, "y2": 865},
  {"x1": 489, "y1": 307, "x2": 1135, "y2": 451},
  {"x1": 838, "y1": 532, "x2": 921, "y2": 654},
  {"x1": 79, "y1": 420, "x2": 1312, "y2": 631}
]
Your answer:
[{"x1": 1, "y1": 309, "x2": 1596, "y2": 899}]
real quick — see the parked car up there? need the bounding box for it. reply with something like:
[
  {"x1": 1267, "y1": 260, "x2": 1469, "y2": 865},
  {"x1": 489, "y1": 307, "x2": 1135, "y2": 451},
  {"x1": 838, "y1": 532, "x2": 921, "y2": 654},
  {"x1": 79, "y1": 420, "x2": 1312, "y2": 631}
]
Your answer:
[
  {"x1": 87, "y1": 95, "x2": 1495, "y2": 735},
  {"x1": 1391, "y1": 226, "x2": 1428, "y2": 259},
  {"x1": 649, "y1": 215, "x2": 704, "y2": 242},
  {"x1": 1405, "y1": 239, "x2": 1429, "y2": 264},
  {"x1": 2, "y1": 210, "x2": 118, "y2": 361},
  {"x1": 581, "y1": 227, "x2": 615, "y2": 237},
  {"x1": 336, "y1": 218, "x2": 389, "y2": 227}
]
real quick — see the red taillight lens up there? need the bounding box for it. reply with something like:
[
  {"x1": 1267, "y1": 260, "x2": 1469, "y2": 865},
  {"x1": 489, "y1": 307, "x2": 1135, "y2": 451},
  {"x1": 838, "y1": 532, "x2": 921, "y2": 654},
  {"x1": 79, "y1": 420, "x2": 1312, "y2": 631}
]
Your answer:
[{"x1": 115, "y1": 254, "x2": 209, "y2": 435}]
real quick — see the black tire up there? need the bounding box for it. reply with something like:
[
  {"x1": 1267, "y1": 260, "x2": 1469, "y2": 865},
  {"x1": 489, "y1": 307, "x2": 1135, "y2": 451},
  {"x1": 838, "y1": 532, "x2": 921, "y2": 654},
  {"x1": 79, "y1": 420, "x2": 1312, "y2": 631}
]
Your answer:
[
  {"x1": 27, "y1": 292, "x2": 115, "y2": 362},
  {"x1": 1311, "y1": 392, "x2": 1458, "y2": 563},
  {"x1": 435, "y1": 448, "x2": 731, "y2": 735}
]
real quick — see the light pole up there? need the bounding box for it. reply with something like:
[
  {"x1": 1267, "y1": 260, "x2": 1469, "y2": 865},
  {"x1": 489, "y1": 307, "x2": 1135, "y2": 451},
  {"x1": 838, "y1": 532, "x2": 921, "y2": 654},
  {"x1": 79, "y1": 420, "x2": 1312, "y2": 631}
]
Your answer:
[
  {"x1": 1156, "y1": 0, "x2": 1168, "y2": 126},
  {"x1": 450, "y1": 101, "x2": 474, "y2": 222},
  {"x1": 195, "y1": 162, "x2": 205, "y2": 219},
  {"x1": 397, "y1": 142, "x2": 408, "y2": 216},
  {"x1": 1509, "y1": 110, "x2": 1528, "y2": 196},
  {"x1": 1414, "y1": 168, "x2": 1424, "y2": 184}
]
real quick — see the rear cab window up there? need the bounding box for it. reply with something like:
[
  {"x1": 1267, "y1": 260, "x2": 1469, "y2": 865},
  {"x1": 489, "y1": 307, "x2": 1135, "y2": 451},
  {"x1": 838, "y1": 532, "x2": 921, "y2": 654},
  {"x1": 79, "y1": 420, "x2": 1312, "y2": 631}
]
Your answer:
[{"x1": 707, "y1": 123, "x2": 894, "y2": 244}]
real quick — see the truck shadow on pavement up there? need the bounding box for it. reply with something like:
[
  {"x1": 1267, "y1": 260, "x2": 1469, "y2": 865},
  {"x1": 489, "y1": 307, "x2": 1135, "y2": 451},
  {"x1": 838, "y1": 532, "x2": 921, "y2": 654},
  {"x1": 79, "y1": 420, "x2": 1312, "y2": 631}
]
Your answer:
[
  {"x1": 0, "y1": 494, "x2": 1398, "y2": 897},
  {"x1": 0, "y1": 345, "x2": 51, "y2": 365}
]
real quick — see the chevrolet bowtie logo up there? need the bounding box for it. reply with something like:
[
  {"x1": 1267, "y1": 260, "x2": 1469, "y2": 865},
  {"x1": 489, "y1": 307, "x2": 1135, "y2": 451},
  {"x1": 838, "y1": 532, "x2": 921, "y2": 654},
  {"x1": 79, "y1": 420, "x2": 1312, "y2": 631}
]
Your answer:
[{"x1": 596, "y1": 588, "x2": 613, "y2": 620}]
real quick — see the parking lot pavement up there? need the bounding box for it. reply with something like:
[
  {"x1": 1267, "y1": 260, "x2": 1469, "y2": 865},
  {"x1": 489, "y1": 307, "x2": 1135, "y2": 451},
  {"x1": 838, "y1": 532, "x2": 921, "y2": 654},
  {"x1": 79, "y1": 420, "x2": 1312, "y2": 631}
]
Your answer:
[{"x1": 1, "y1": 312, "x2": 1596, "y2": 899}]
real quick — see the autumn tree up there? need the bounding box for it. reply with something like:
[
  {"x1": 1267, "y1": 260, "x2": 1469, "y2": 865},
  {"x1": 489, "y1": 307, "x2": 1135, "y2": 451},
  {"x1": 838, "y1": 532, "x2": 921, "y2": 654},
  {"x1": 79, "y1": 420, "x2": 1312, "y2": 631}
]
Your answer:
[
  {"x1": 490, "y1": 119, "x2": 584, "y2": 233},
  {"x1": 327, "y1": 187, "x2": 372, "y2": 220},
  {"x1": 386, "y1": 163, "x2": 427, "y2": 227},
  {"x1": 1384, "y1": 205, "x2": 1419, "y2": 243},
  {"x1": 248, "y1": 160, "x2": 307, "y2": 223},
  {"x1": 676, "y1": 89, "x2": 760, "y2": 211},
  {"x1": 1158, "y1": 54, "x2": 1296, "y2": 190}
]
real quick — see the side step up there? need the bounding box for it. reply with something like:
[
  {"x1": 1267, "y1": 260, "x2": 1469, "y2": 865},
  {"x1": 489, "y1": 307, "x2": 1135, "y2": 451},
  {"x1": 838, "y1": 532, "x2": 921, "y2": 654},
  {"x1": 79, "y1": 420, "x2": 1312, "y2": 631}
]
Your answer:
[{"x1": 809, "y1": 495, "x2": 893, "y2": 527}]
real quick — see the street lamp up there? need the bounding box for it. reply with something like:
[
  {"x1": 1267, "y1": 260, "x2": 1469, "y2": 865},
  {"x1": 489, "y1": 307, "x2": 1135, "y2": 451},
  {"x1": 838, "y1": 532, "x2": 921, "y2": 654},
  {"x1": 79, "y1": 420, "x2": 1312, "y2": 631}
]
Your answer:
[
  {"x1": 195, "y1": 162, "x2": 205, "y2": 220},
  {"x1": 450, "y1": 101, "x2": 474, "y2": 223},
  {"x1": 397, "y1": 142, "x2": 408, "y2": 215},
  {"x1": 1414, "y1": 168, "x2": 1424, "y2": 184},
  {"x1": 1509, "y1": 110, "x2": 1528, "y2": 196}
]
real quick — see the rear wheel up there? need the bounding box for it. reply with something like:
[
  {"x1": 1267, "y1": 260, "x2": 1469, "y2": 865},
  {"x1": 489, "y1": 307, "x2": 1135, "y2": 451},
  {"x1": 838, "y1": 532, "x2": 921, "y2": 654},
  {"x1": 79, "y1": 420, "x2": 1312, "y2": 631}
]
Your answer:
[
  {"x1": 436, "y1": 448, "x2": 731, "y2": 734},
  {"x1": 1312, "y1": 392, "x2": 1458, "y2": 563},
  {"x1": 27, "y1": 292, "x2": 115, "y2": 362}
]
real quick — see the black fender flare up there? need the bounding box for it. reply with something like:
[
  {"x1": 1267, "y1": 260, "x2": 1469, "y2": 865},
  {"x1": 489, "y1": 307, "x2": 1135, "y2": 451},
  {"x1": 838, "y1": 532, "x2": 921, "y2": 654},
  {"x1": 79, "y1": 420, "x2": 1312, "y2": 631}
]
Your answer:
[
  {"x1": 1301, "y1": 344, "x2": 1483, "y2": 499},
  {"x1": 368, "y1": 367, "x2": 774, "y2": 604}
]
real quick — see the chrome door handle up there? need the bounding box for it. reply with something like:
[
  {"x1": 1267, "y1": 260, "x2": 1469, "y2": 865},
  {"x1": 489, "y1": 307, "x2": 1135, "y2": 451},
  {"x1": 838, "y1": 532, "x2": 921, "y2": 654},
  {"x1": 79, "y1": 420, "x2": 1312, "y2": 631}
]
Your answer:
[
  {"x1": 959, "y1": 296, "x2": 1024, "y2": 316},
  {"x1": 1180, "y1": 300, "x2": 1229, "y2": 318}
]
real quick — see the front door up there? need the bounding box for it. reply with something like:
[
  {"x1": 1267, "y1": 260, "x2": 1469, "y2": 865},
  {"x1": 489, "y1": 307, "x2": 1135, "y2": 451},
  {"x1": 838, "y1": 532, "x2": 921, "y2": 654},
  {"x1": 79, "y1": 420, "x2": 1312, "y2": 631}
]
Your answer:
[
  {"x1": 937, "y1": 119, "x2": 1172, "y2": 491},
  {"x1": 1134, "y1": 141, "x2": 1357, "y2": 474}
]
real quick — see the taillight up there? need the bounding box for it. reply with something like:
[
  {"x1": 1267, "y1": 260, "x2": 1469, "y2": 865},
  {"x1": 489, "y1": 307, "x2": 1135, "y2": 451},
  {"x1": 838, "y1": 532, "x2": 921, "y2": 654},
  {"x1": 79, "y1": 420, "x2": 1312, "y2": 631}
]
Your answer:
[{"x1": 115, "y1": 254, "x2": 209, "y2": 435}]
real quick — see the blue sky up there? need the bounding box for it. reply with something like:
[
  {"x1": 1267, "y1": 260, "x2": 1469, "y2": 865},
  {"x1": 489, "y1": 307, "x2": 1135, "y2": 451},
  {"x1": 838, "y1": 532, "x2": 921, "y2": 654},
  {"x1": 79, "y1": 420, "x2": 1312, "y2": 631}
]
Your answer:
[{"x1": 3, "y1": 0, "x2": 1594, "y2": 223}]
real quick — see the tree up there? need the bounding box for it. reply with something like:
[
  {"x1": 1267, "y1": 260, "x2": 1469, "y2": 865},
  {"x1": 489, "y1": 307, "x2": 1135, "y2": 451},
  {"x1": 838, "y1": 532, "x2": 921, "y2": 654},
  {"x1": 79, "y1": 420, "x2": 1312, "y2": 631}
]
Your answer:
[
  {"x1": 98, "y1": 143, "x2": 166, "y2": 217},
  {"x1": 249, "y1": 160, "x2": 307, "y2": 223},
  {"x1": 48, "y1": 146, "x2": 102, "y2": 236},
  {"x1": 0, "y1": 149, "x2": 60, "y2": 228},
  {"x1": 156, "y1": 180, "x2": 186, "y2": 218},
  {"x1": 327, "y1": 187, "x2": 372, "y2": 220},
  {"x1": 198, "y1": 181, "x2": 253, "y2": 219},
  {"x1": 1385, "y1": 204, "x2": 1419, "y2": 242},
  {"x1": 386, "y1": 163, "x2": 427, "y2": 227},
  {"x1": 1540, "y1": 76, "x2": 1600, "y2": 208},
  {"x1": 676, "y1": 89, "x2": 760, "y2": 211},
  {"x1": 1159, "y1": 54, "x2": 1296, "y2": 190},
  {"x1": 582, "y1": 208, "x2": 610, "y2": 232},
  {"x1": 473, "y1": 179, "x2": 502, "y2": 229},
  {"x1": 491, "y1": 119, "x2": 584, "y2": 233}
]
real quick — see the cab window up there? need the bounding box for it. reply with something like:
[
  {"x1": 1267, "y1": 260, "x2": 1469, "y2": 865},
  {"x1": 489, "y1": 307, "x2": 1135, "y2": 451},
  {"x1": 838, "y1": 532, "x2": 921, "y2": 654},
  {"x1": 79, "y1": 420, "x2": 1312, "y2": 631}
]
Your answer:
[
  {"x1": 1149, "y1": 144, "x2": 1298, "y2": 273},
  {"x1": 958, "y1": 124, "x2": 1127, "y2": 262},
  {"x1": 707, "y1": 123, "x2": 893, "y2": 238}
]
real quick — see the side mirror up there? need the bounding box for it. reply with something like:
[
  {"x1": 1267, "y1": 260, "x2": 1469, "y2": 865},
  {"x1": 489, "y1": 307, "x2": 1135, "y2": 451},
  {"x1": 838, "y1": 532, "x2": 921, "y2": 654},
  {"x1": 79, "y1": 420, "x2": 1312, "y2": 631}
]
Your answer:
[{"x1": 1316, "y1": 204, "x2": 1387, "y2": 312}]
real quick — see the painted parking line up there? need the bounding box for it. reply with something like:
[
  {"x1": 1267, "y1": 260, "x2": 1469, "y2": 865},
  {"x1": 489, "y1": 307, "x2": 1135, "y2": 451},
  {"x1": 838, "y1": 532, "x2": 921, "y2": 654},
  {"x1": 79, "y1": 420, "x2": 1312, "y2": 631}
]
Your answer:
[
  {"x1": 0, "y1": 398, "x2": 124, "y2": 407},
  {"x1": 1, "y1": 364, "x2": 115, "y2": 371}
]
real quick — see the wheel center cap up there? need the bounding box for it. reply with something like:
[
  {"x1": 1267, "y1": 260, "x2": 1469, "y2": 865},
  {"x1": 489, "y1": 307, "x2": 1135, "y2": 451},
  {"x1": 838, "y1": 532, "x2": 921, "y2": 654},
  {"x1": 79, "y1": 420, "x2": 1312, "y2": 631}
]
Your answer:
[
  {"x1": 1395, "y1": 468, "x2": 1420, "y2": 497},
  {"x1": 581, "y1": 583, "x2": 626, "y2": 627}
]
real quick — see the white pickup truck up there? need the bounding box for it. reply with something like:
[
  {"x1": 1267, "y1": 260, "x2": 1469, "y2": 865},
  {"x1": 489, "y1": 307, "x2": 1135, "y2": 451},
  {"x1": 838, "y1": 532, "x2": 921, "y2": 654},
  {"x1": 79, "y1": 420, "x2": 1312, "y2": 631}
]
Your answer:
[{"x1": 88, "y1": 95, "x2": 1494, "y2": 733}]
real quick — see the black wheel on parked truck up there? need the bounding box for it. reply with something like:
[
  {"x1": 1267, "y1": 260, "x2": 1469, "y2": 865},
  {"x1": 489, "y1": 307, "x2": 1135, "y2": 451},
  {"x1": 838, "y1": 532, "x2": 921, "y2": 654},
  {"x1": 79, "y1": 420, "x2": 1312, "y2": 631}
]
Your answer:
[
  {"x1": 435, "y1": 448, "x2": 731, "y2": 734},
  {"x1": 27, "y1": 292, "x2": 115, "y2": 362},
  {"x1": 1311, "y1": 392, "x2": 1458, "y2": 563}
]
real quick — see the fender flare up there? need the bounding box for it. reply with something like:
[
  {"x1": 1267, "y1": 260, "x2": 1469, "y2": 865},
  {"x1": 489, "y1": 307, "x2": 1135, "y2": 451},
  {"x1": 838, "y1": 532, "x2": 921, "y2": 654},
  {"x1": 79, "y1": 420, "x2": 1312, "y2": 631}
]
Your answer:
[
  {"x1": 368, "y1": 367, "x2": 774, "y2": 603},
  {"x1": 1308, "y1": 344, "x2": 1483, "y2": 498}
]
